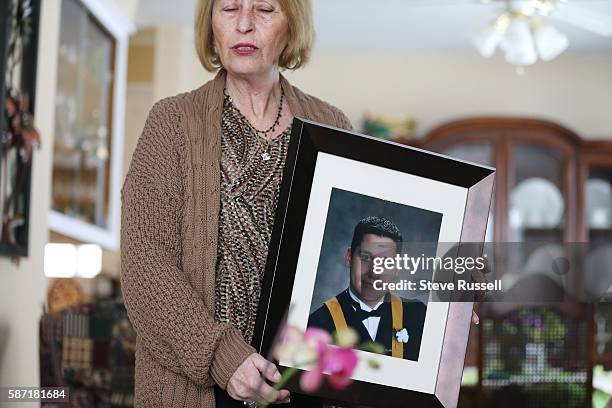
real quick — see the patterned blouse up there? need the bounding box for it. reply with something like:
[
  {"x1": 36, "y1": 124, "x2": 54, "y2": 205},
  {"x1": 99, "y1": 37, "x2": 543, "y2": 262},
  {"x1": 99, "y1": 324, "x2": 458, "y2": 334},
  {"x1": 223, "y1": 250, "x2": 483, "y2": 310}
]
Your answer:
[{"x1": 214, "y1": 89, "x2": 291, "y2": 343}]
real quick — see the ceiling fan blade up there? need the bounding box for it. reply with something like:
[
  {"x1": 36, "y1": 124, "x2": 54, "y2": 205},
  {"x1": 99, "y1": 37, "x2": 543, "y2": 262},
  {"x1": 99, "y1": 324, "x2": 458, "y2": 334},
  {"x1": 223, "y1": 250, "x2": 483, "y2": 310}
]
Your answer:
[{"x1": 552, "y1": 3, "x2": 612, "y2": 37}]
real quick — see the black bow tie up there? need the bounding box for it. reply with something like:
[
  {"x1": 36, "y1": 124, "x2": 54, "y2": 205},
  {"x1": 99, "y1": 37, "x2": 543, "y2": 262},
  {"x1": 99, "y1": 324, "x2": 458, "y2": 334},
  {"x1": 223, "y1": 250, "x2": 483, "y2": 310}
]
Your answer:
[{"x1": 348, "y1": 297, "x2": 385, "y2": 321}]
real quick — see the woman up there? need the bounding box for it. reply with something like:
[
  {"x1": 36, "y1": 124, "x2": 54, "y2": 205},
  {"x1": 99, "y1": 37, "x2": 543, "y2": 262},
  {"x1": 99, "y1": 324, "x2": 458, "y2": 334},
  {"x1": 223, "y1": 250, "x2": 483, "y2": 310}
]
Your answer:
[{"x1": 120, "y1": 0, "x2": 350, "y2": 407}]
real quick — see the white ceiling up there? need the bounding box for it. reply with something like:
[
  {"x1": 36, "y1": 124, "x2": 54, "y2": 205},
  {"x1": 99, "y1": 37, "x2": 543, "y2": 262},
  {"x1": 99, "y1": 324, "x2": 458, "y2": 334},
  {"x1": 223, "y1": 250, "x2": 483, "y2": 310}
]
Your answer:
[{"x1": 134, "y1": 0, "x2": 612, "y2": 53}]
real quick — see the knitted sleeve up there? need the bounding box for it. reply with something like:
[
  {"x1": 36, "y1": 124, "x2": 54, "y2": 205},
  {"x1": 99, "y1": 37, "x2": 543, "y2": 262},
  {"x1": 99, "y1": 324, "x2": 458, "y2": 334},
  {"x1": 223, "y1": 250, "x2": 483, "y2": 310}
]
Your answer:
[
  {"x1": 331, "y1": 106, "x2": 354, "y2": 132},
  {"x1": 120, "y1": 98, "x2": 255, "y2": 388}
]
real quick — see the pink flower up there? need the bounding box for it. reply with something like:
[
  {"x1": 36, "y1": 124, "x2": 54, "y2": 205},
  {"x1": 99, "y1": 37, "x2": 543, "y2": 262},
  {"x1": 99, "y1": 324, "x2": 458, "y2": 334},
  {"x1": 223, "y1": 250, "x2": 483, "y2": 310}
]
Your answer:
[
  {"x1": 321, "y1": 347, "x2": 358, "y2": 389},
  {"x1": 300, "y1": 343, "x2": 358, "y2": 392},
  {"x1": 272, "y1": 325, "x2": 360, "y2": 394},
  {"x1": 304, "y1": 327, "x2": 333, "y2": 347},
  {"x1": 274, "y1": 326, "x2": 332, "y2": 366}
]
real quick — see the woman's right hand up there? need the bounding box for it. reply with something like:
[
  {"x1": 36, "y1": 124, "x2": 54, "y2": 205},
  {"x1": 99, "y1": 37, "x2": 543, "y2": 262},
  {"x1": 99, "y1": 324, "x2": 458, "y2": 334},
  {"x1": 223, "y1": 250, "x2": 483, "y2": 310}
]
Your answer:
[{"x1": 227, "y1": 353, "x2": 290, "y2": 405}]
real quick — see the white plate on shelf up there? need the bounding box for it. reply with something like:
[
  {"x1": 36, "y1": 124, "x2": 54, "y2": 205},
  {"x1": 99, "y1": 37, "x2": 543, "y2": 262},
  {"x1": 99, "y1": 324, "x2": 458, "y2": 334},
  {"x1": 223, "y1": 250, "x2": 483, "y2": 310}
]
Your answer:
[
  {"x1": 585, "y1": 244, "x2": 612, "y2": 300},
  {"x1": 586, "y1": 179, "x2": 612, "y2": 229},
  {"x1": 510, "y1": 177, "x2": 564, "y2": 229},
  {"x1": 523, "y1": 243, "x2": 565, "y2": 287}
]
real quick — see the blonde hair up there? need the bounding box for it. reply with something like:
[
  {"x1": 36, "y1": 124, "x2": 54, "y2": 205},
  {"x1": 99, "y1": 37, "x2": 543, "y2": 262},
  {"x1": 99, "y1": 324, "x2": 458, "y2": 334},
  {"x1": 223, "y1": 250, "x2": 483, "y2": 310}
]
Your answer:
[{"x1": 195, "y1": 0, "x2": 314, "y2": 72}]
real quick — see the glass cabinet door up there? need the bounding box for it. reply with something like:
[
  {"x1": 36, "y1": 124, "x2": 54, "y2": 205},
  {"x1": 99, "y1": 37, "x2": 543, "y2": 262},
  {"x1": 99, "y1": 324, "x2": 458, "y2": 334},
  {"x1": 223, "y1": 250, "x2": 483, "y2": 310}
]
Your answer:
[
  {"x1": 509, "y1": 144, "x2": 565, "y2": 244},
  {"x1": 486, "y1": 142, "x2": 590, "y2": 406},
  {"x1": 585, "y1": 168, "x2": 612, "y2": 244},
  {"x1": 586, "y1": 167, "x2": 612, "y2": 363},
  {"x1": 506, "y1": 143, "x2": 569, "y2": 303}
]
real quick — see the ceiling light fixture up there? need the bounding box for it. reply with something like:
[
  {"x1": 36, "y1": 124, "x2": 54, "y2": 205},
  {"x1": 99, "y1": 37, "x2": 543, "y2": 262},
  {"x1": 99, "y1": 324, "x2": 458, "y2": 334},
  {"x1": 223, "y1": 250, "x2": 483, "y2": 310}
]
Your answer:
[{"x1": 473, "y1": 0, "x2": 569, "y2": 72}]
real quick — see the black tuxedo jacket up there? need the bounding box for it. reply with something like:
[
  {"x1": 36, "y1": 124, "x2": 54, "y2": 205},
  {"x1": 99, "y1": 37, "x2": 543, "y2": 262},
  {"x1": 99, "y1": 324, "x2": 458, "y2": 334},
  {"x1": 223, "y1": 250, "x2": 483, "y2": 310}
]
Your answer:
[{"x1": 307, "y1": 289, "x2": 427, "y2": 361}]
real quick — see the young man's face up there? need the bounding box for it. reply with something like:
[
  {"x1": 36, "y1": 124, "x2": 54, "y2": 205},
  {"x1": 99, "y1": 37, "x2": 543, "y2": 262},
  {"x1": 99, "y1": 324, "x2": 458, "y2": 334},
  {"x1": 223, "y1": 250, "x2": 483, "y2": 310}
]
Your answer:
[{"x1": 346, "y1": 233, "x2": 399, "y2": 303}]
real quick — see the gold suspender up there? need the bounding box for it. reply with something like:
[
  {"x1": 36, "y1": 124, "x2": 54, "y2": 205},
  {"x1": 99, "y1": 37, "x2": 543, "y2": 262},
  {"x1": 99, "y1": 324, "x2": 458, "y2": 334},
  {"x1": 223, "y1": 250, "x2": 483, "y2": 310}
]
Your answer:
[
  {"x1": 391, "y1": 294, "x2": 404, "y2": 358},
  {"x1": 325, "y1": 294, "x2": 404, "y2": 358},
  {"x1": 325, "y1": 297, "x2": 348, "y2": 331}
]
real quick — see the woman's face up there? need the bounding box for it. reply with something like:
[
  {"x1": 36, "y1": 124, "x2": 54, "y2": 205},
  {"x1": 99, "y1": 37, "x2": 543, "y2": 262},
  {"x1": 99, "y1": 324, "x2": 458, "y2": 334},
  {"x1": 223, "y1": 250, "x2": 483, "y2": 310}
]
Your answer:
[{"x1": 212, "y1": 0, "x2": 289, "y2": 78}]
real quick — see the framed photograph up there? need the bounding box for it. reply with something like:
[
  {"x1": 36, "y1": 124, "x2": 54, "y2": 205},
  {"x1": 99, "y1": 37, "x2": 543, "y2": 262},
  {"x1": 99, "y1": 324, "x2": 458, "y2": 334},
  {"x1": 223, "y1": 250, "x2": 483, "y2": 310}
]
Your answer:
[
  {"x1": 48, "y1": 0, "x2": 133, "y2": 250},
  {"x1": 253, "y1": 118, "x2": 495, "y2": 407}
]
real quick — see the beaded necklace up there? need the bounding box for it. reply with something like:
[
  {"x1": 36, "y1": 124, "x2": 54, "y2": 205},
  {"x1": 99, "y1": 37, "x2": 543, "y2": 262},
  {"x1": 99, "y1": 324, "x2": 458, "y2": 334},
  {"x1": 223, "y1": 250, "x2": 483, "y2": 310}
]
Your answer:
[{"x1": 223, "y1": 87, "x2": 285, "y2": 161}]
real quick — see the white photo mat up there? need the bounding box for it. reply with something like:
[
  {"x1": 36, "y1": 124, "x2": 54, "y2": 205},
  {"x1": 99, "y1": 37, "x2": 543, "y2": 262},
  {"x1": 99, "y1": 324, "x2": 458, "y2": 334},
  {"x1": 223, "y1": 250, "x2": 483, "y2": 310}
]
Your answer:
[{"x1": 283, "y1": 152, "x2": 468, "y2": 394}]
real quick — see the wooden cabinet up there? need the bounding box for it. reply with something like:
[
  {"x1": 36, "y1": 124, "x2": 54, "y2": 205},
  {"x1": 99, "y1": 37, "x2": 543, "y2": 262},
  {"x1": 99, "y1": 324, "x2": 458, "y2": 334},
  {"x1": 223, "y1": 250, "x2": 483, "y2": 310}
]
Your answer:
[
  {"x1": 411, "y1": 118, "x2": 582, "y2": 243},
  {"x1": 403, "y1": 117, "x2": 612, "y2": 407}
]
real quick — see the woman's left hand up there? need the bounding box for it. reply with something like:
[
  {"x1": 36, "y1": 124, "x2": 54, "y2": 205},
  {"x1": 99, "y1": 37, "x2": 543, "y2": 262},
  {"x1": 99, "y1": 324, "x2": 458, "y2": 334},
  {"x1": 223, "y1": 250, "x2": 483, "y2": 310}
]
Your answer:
[
  {"x1": 471, "y1": 309, "x2": 480, "y2": 325},
  {"x1": 470, "y1": 258, "x2": 490, "y2": 325}
]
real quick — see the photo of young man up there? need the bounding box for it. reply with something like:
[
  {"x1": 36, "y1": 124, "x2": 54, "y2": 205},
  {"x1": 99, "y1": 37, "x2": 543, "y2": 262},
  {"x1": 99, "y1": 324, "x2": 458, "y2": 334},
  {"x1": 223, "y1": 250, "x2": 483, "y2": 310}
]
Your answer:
[{"x1": 308, "y1": 216, "x2": 427, "y2": 361}]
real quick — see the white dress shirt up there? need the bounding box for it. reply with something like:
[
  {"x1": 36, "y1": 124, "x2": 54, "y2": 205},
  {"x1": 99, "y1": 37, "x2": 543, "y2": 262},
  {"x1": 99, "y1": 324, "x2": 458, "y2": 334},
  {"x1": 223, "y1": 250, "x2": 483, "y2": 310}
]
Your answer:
[{"x1": 348, "y1": 288, "x2": 385, "y2": 341}]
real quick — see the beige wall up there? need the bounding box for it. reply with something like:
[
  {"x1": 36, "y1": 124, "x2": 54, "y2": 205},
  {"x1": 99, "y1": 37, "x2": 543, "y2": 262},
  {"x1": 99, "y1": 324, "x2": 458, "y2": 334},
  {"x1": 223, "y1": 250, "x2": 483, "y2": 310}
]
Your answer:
[
  {"x1": 150, "y1": 24, "x2": 612, "y2": 140},
  {"x1": 153, "y1": 25, "x2": 216, "y2": 103},
  {"x1": 0, "y1": 0, "x2": 60, "y2": 391},
  {"x1": 112, "y1": 0, "x2": 139, "y2": 23},
  {"x1": 282, "y1": 53, "x2": 612, "y2": 139}
]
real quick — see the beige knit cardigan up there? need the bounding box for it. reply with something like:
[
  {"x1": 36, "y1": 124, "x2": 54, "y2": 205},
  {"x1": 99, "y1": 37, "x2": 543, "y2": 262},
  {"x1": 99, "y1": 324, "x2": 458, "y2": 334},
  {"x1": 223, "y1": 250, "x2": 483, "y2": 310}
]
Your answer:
[{"x1": 120, "y1": 69, "x2": 352, "y2": 407}]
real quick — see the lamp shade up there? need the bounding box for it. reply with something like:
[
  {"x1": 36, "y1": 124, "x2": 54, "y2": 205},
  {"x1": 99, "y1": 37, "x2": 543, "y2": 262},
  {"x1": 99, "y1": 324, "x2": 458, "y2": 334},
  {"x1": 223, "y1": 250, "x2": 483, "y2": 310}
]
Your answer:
[
  {"x1": 534, "y1": 24, "x2": 569, "y2": 61},
  {"x1": 500, "y1": 17, "x2": 538, "y2": 66},
  {"x1": 473, "y1": 24, "x2": 504, "y2": 58}
]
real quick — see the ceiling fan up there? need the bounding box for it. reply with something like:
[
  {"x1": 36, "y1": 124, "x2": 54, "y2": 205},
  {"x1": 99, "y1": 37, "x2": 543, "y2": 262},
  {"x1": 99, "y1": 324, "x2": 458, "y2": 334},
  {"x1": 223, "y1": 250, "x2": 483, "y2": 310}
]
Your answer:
[{"x1": 473, "y1": 0, "x2": 612, "y2": 68}]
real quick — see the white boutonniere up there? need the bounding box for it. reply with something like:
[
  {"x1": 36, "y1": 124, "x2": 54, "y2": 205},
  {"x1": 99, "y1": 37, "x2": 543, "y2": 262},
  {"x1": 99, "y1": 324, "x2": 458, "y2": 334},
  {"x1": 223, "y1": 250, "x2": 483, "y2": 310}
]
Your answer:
[{"x1": 394, "y1": 328, "x2": 409, "y2": 343}]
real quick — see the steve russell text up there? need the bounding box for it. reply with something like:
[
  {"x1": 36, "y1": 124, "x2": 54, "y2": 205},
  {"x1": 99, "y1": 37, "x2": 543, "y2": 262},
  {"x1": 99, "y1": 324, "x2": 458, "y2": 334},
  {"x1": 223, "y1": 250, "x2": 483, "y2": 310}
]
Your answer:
[{"x1": 373, "y1": 279, "x2": 502, "y2": 292}]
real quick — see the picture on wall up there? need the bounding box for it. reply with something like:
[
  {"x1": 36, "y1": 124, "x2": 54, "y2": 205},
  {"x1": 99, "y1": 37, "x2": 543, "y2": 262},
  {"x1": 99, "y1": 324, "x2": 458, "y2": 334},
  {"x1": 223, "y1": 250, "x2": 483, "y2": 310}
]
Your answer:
[{"x1": 0, "y1": 0, "x2": 41, "y2": 257}]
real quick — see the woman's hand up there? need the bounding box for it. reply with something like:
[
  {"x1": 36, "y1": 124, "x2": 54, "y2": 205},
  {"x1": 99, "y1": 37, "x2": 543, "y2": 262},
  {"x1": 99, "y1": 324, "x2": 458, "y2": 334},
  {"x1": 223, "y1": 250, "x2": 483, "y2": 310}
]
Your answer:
[
  {"x1": 227, "y1": 353, "x2": 290, "y2": 405},
  {"x1": 471, "y1": 257, "x2": 491, "y2": 325}
]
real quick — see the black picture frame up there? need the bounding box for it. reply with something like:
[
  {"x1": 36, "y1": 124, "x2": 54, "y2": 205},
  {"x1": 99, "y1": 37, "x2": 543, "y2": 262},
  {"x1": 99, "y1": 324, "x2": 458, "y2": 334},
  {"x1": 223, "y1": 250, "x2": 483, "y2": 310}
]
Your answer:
[
  {"x1": 252, "y1": 118, "x2": 495, "y2": 408},
  {"x1": 0, "y1": 1, "x2": 10, "y2": 113}
]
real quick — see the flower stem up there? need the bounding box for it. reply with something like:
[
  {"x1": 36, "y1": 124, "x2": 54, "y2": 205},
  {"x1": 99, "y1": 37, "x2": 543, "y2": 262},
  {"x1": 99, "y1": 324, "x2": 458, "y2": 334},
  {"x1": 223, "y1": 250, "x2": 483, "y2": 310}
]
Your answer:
[{"x1": 259, "y1": 366, "x2": 300, "y2": 408}]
